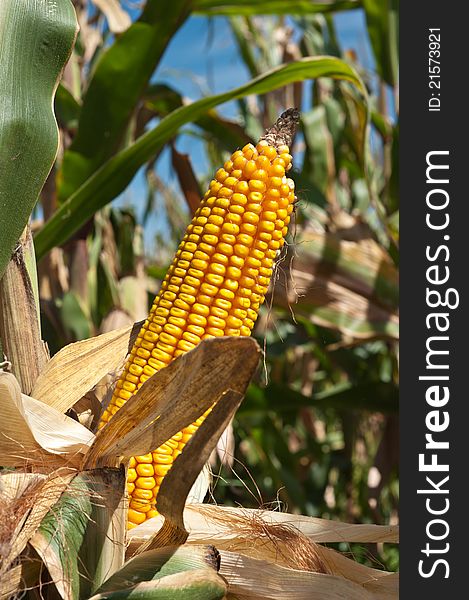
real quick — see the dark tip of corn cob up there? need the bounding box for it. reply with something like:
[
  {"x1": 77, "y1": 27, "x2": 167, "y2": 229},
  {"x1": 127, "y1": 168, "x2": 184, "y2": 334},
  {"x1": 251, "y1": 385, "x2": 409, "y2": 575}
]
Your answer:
[{"x1": 259, "y1": 108, "x2": 300, "y2": 150}]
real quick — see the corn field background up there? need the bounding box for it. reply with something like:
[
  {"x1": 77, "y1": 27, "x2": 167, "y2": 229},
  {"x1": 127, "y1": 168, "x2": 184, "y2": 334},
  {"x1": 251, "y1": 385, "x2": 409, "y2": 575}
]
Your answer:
[{"x1": 0, "y1": 0, "x2": 399, "y2": 596}]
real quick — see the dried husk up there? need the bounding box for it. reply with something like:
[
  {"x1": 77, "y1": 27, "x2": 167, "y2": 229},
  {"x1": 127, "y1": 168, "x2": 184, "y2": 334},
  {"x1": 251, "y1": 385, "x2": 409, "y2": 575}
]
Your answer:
[
  {"x1": 0, "y1": 372, "x2": 94, "y2": 467},
  {"x1": 31, "y1": 321, "x2": 142, "y2": 413},
  {"x1": 128, "y1": 503, "x2": 398, "y2": 598},
  {"x1": 84, "y1": 336, "x2": 260, "y2": 468}
]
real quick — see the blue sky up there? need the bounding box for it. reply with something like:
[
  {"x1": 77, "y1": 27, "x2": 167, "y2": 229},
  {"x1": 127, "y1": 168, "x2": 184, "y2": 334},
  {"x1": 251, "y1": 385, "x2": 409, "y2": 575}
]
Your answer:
[{"x1": 116, "y1": 9, "x2": 374, "y2": 250}]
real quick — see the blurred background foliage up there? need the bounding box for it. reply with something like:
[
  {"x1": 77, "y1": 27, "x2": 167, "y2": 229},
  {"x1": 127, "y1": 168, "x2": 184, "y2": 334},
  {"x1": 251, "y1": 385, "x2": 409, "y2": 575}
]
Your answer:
[{"x1": 32, "y1": 0, "x2": 398, "y2": 571}]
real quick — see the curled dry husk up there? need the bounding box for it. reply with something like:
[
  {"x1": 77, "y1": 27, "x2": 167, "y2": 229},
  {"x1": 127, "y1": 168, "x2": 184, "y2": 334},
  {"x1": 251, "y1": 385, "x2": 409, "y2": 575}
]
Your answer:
[
  {"x1": 1, "y1": 323, "x2": 398, "y2": 599},
  {"x1": 128, "y1": 503, "x2": 398, "y2": 599}
]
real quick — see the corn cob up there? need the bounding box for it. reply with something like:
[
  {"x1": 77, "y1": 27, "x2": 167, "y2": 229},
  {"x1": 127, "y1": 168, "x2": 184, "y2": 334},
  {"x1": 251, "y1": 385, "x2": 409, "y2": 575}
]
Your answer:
[{"x1": 99, "y1": 109, "x2": 299, "y2": 528}]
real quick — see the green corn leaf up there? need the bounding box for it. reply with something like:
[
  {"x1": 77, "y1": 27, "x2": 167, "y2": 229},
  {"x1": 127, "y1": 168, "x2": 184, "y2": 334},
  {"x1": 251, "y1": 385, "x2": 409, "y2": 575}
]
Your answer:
[
  {"x1": 228, "y1": 17, "x2": 261, "y2": 78},
  {"x1": 0, "y1": 0, "x2": 77, "y2": 279},
  {"x1": 61, "y1": 291, "x2": 93, "y2": 341},
  {"x1": 301, "y1": 106, "x2": 333, "y2": 205},
  {"x1": 363, "y1": 0, "x2": 399, "y2": 87},
  {"x1": 241, "y1": 380, "x2": 398, "y2": 415},
  {"x1": 58, "y1": 0, "x2": 191, "y2": 202},
  {"x1": 144, "y1": 84, "x2": 252, "y2": 151},
  {"x1": 35, "y1": 56, "x2": 367, "y2": 258},
  {"x1": 96, "y1": 546, "x2": 222, "y2": 594},
  {"x1": 193, "y1": 0, "x2": 361, "y2": 16},
  {"x1": 30, "y1": 468, "x2": 126, "y2": 600},
  {"x1": 55, "y1": 83, "x2": 81, "y2": 131},
  {"x1": 97, "y1": 254, "x2": 120, "y2": 326},
  {"x1": 90, "y1": 570, "x2": 227, "y2": 600}
]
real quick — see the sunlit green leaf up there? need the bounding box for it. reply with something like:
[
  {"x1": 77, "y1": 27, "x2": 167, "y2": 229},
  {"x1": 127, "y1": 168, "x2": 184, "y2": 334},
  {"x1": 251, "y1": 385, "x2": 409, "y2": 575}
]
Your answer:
[
  {"x1": 91, "y1": 570, "x2": 226, "y2": 600},
  {"x1": 96, "y1": 546, "x2": 222, "y2": 593},
  {"x1": 194, "y1": 0, "x2": 361, "y2": 16},
  {"x1": 36, "y1": 57, "x2": 367, "y2": 258},
  {"x1": 31, "y1": 469, "x2": 126, "y2": 600},
  {"x1": 302, "y1": 106, "x2": 332, "y2": 203},
  {"x1": 363, "y1": 0, "x2": 399, "y2": 86},
  {"x1": 55, "y1": 83, "x2": 81, "y2": 131},
  {"x1": 144, "y1": 84, "x2": 251, "y2": 152},
  {"x1": 0, "y1": 0, "x2": 77, "y2": 279}
]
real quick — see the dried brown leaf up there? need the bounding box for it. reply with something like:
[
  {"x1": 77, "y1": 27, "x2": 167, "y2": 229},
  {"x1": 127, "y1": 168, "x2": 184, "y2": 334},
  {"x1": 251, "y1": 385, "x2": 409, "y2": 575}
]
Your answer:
[
  {"x1": 128, "y1": 504, "x2": 398, "y2": 556},
  {"x1": 22, "y1": 393, "x2": 95, "y2": 454},
  {"x1": 218, "y1": 550, "x2": 380, "y2": 599},
  {"x1": 0, "y1": 372, "x2": 46, "y2": 464},
  {"x1": 214, "y1": 419, "x2": 235, "y2": 468},
  {"x1": 0, "y1": 372, "x2": 94, "y2": 467},
  {"x1": 139, "y1": 390, "x2": 246, "y2": 551},
  {"x1": 0, "y1": 470, "x2": 75, "y2": 576},
  {"x1": 128, "y1": 506, "x2": 398, "y2": 597},
  {"x1": 0, "y1": 227, "x2": 49, "y2": 394},
  {"x1": 31, "y1": 323, "x2": 142, "y2": 413},
  {"x1": 276, "y1": 232, "x2": 399, "y2": 339},
  {"x1": 171, "y1": 145, "x2": 202, "y2": 216},
  {"x1": 0, "y1": 563, "x2": 22, "y2": 600},
  {"x1": 84, "y1": 337, "x2": 260, "y2": 468}
]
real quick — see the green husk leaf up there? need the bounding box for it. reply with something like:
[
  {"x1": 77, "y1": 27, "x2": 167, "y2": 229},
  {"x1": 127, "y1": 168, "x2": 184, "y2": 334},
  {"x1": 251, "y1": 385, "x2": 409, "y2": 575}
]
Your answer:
[
  {"x1": 96, "y1": 545, "x2": 221, "y2": 593},
  {"x1": 89, "y1": 569, "x2": 227, "y2": 600},
  {"x1": 30, "y1": 468, "x2": 126, "y2": 600}
]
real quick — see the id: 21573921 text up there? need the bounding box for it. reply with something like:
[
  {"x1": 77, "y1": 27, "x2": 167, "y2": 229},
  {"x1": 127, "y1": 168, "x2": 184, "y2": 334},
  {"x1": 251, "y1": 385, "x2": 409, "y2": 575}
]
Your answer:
[{"x1": 428, "y1": 29, "x2": 441, "y2": 112}]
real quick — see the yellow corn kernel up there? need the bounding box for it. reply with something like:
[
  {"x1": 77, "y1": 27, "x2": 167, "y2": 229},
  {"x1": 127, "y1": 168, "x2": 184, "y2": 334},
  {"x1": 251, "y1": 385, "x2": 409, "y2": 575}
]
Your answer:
[
  {"x1": 226, "y1": 315, "x2": 243, "y2": 328},
  {"x1": 243, "y1": 160, "x2": 257, "y2": 176},
  {"x1": 227, "y1": 266, "x2": 242, "y2": 279},
  {"x1": 244, "y1": 212, "x2": 260, "y2": 225},
  {"x1": 133, "y1": 488, "x2": 153, "y2": 501},
  {"x1": 154, "y1": 464, "x2": 172, "y2": 477},
  {"x1": 206, "y1": 327, "x2": 224, "y2": 337},
  {"x1": 128, "y1": 509, "x2": 146, "y2": 525},
  {"x1": 259, "y1": 144, "x2": 277, "y2": 160},
  {"x1": 256, "y1": 150, "x2": 275, "y2": 170},
  {"x1": 178, "y1": 339, "x2": 196, "y2": 352},
  {"x1": 208, "y1": 315, "x2": 226, "y2": 328},
  {"x1": 130, "y1": 500, "x2": 152, "y2": 513},
  {"x1": 135, "y1": 476, "x2": 156, "y2": 490},
  {"x1": 215, "y1": 168, "x2": 228, "y2": 182},
  {"x1": 206, "y1": 273, "x2": 224, "y2": 287},
  {"x1": 200, "y1": 282, "x2": 218, "y2": 296},
  {"x1": 210, "y1": 262, "x2": 226, "y2": 276},
  {"x1": 234, "y1": 182, "x2": 249, "y2": 196},
  {"x1": 135, "y1": 453, "x2": 153, "y2": 463},
  {"x1": 136, "y1": 463, "x2": 154, "y2": 477},
  {"x1": 187, "y1": 324, "x2": 205, "y2": 337}
]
